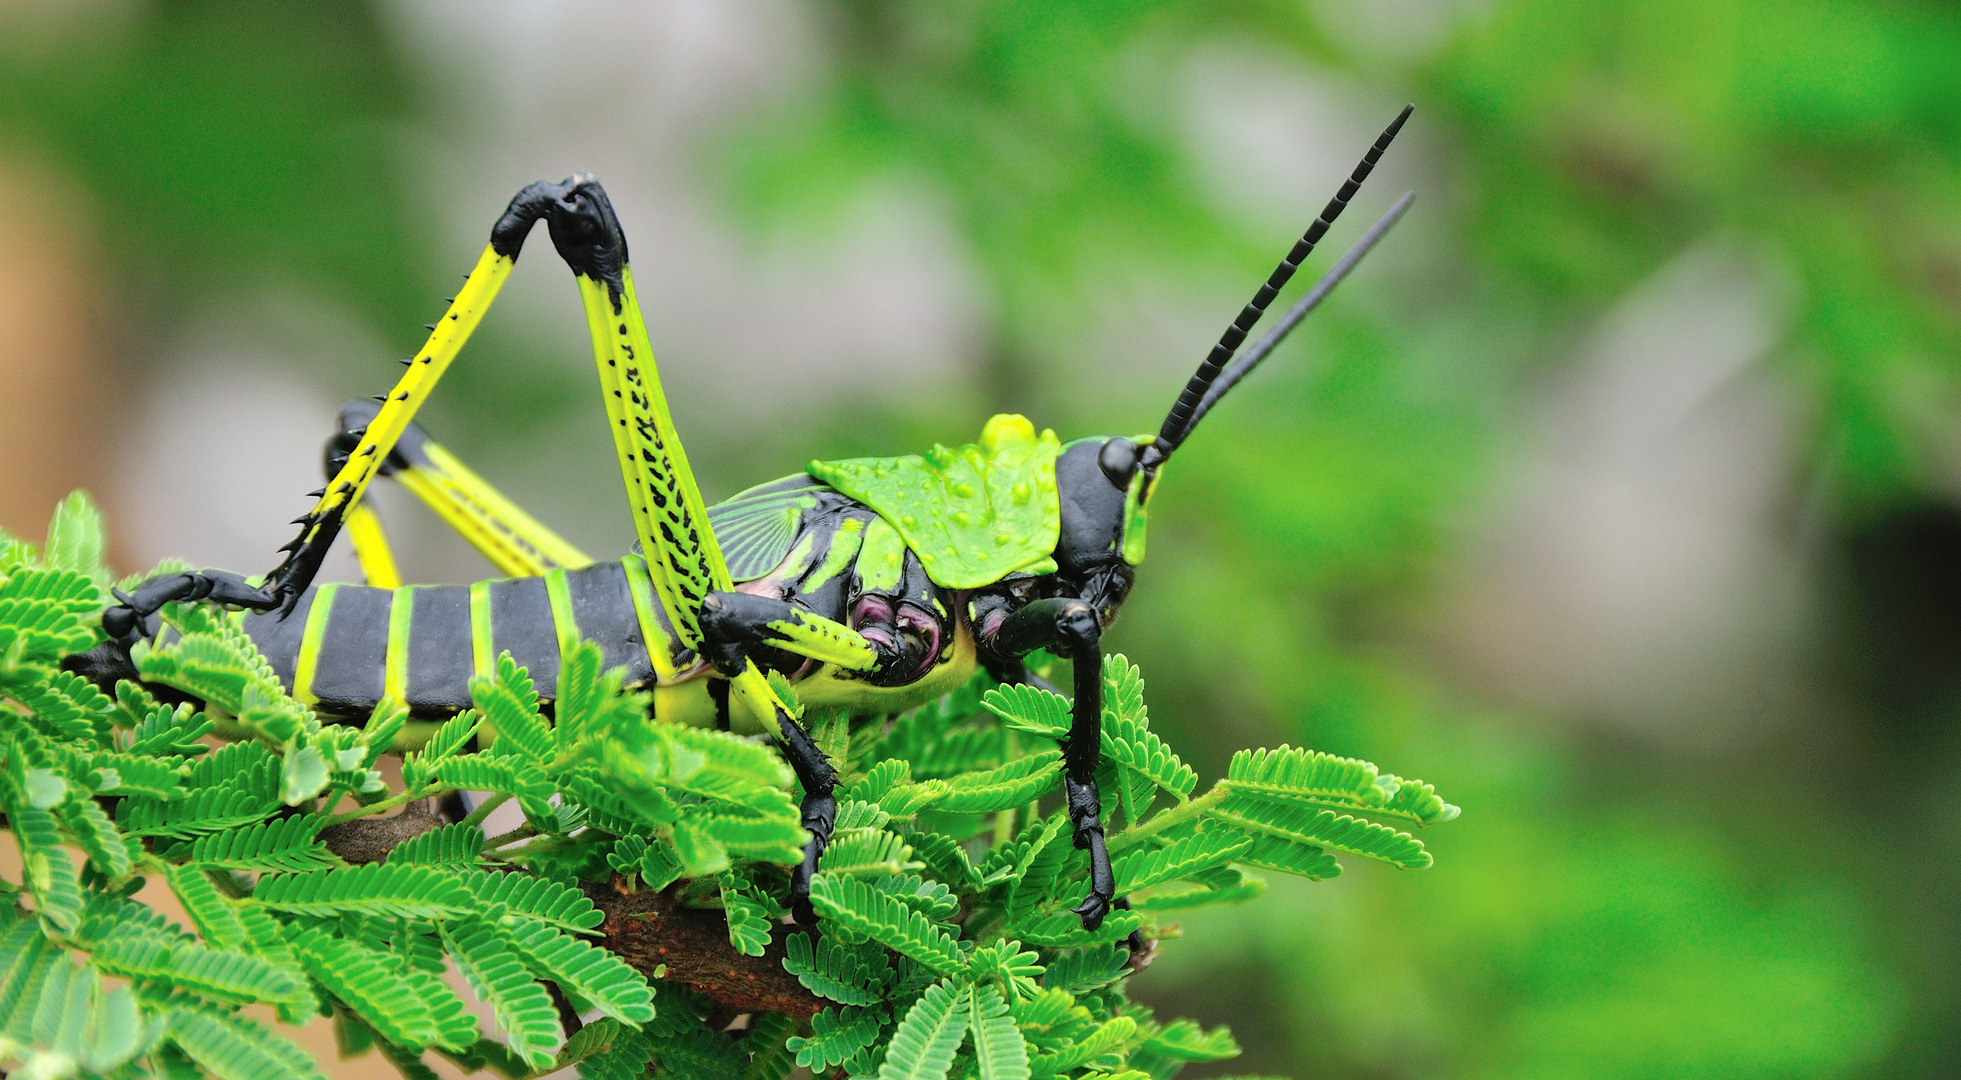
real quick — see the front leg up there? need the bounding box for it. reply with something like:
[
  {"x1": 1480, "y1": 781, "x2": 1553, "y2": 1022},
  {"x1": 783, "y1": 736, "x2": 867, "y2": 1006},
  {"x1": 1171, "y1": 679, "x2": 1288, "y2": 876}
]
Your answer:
[
  {"x1": 700, "y1": 591, "x2": 870, "y2": 923},
  {"x1": 987, "y1": 597, "x2": 1115, "y2": 930}
]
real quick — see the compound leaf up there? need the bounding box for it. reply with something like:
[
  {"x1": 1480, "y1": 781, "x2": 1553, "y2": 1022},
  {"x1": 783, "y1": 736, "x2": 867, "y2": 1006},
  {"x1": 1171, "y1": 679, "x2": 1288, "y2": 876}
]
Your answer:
[
  {"x1": 441, "y1": 918, "x2": 564, "y2": 1071},
  {"x1": 501, "y1": 919, "x2": 655, "y2": 1027},
  {"x1": 965, "y1": 982, "x2": 1029, "y2": 1080},
  {"x1": 788, "y1": 1005, "x2": 885, "y2": 1071},
  {"x1": 170, "y1": 1008, "x2": 326, "y2": 1080},
  {"x1": 808, "y1": 876, "x2": 964, "y2": 977},
  {"x1": 251, "y1": 863, "x2": 476, "y2": 921},
  {"x1": 877, "y1": 978, "x2": 968, "y2": 1080},
  {"x1": 460, "y1": 870, "x2": 603, "y2": 935}
]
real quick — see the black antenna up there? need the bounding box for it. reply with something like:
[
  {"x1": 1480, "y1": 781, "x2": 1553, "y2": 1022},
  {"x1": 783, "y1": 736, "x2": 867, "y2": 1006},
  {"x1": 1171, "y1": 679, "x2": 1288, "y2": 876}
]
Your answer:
[
  {"x1": 1144, "y1": 103, "x2": 1412, "y2": 470},
  {"x1": 1177, "y1": 190, "x2": 1414, "y2": 440}
]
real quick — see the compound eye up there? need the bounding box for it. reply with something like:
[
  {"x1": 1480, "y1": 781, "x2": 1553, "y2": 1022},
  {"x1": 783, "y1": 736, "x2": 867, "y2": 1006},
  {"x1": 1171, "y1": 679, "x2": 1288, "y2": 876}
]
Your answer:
[{"x1": 1098, "y1": 437, "x2": 1139, "y2": 488}]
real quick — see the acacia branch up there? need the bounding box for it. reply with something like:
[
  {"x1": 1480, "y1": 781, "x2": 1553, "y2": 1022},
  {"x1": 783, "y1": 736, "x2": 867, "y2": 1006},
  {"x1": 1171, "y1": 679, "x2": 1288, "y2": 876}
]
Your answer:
[
  {"x1": 587, "y1": 879, "x2": 822, "y2": 1020},
  {"x1": 317, "y1": 814, "x2": 821, "y2": 1018}
]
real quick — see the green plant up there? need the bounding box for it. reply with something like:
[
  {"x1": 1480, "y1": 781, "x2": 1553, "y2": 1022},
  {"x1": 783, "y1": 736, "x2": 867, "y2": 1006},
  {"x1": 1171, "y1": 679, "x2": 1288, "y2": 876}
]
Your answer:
[{"x1": 0, "y1": 493, "x2": 1455, "y2": 1080}]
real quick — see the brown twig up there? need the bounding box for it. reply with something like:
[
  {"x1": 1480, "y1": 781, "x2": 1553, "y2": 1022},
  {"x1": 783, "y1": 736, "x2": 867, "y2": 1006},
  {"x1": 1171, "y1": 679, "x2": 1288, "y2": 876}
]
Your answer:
[
  {"x1": 317, "y1": 799, "x2": 444, "y2": 864},
  {"x1": 585, "y1": 878, "x2": 822, "y2": 1020},
  {"x1": 317, "y1": 810, "x2": 820, "y2": 1018}
]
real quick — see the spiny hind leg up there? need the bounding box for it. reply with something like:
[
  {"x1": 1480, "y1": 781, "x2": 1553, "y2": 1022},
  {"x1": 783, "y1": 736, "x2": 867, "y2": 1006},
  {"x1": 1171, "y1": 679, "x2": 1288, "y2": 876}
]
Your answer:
[
  {"x1": 325, "y1": 399, "x2": 593, "y2": 581},
  {"x1": 257, "y1": 180, "x2": 613, "y2": 613}
]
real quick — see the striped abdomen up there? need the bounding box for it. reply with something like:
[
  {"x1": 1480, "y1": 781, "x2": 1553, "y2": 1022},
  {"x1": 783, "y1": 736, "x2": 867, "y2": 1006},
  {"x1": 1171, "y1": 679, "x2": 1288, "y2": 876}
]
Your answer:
[{"x1": 244, "y1": 559, "x2": 677, "y2": 718}]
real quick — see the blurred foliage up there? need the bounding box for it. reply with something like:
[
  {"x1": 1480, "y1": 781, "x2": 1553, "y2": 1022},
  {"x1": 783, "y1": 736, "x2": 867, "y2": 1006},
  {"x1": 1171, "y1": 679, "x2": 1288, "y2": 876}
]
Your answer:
[{"x1": 3, "y1": 0, "x2": 1958, "y2": 1077}]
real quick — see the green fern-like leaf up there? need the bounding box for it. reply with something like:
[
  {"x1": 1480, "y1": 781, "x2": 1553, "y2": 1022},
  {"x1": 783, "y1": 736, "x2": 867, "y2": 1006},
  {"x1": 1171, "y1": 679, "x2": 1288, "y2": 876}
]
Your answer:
[
  {"x1": 251, "y1": 863, "x2": 477, "y2": 920},
  {"x1": 91, "y1": 750, "x2": 190, "y2": 799},
  {"x1": 879, "y1": 979, "x2": 968, "y2": 1080},
  {"x1": 933, "y1": 750, "x2": 1063, "y2": 814},
  {"x1": 642, "y1": 724, "x2": 796, "y2": 804},
  {"x1": 807, "y1": 876, "x2": 964, "y2": 977},
  {"x1": 186, "y1": 740, "x2": 273, "y2": 788},
  {"x1": 694, "y1": 805, "x2": 807, "y2": 865},
  {"x1": 92, "y1": 932, "x2": 307, "y2": 1008},
  {"x1": 820, "y1": 830, "x2": 920, "y2": 879},
  {"x1": 1376, "y1": 773, "x2": 1461, "y2": 825},
  {"x1": 1028, "y1": 1014, "x2": 1136, "y2": 1076},
  {"x1": 739, "y1": 1012, "x2": 799, "y2": 1080},
  {"x1": 1007, "y1": 909, "x2": 1143, "y2": 948},
  {"x1": 472, "y1": 653, "x2": 553, "y2": 765},
  {"x1": 1104, "y1": 714, "x2": 1196, "y2": 802},
  {"x1": 1223, "y1": 745, "x2": 1383, "y2": 812},
  {"x1": 1142, "y1": 1018, "x2": 1241, "y2": 1062},
  {"x1": 577, "y1": 1027, "x2": 654, "y2": 1080},
  {"x1": 844, "y1": 759, "x2": 912, "y2": 805},
  {"x1": 426, "y1": 754, "x2": 552, "y2": 801},
  {"x1": 879, "y1": 874, "x2": 961, "y2": 922},
  {"x1": 788, "y1": 1005, "x2": 886, "y2": 1071},
  {"x1": 417, "y1": 711, "x2": 483, "y2": 763},
  {"x1": 1208, "y1": 795, "x2": 1431, "y2": 868},
  {"x1": 288, "y1": 925, "x2": 475, "y2": 1051},
  {"x1": 1112, "y1": 826, "x2": 1253, "y2": 894},
  {"x1": 722, "y1": 888, "x2": 774, "y2": 958},
  {"x1": 118, "y1": 782, "x2": 279, "y2": 838},
  {"x1": 1130, "y1": 870, "x2": 1268, "y2": 912},
  {"x1": 1231, "y1": 833, "x2": 1340, "y2": 879},
  {"x1": 501, "y1": 918, "x2": 656, "y2": 1027},
  {"x1": 18, "y1": 669, "x2": 113, "y2": 744},
  {"x1": 1039, "y1": 944, "x2": 1128, "y2": 995},
  {"x1": 980, "y1": 683, "x2": 1071, "y2": 738},
  {"x1": 58, "y1": 795, "x2": 134, "y2": 879},
  {"x1": 460, "y1": 869, "x2": 604, "y2": 934},
  {"x1": 9, "y1": 806, "x2": 83, "y2": 933},
  {"x1": 167, "y1": 864, "x2": 250, "y2": 951},
  {"x1": 385, "y1": 823, "x2": 485, "y2": 867},
  {"x1": 836, "y1": 799, "x2": 894, "y2": 830},
  {"x1": 909, "y1": 831, "x2": 983, "y2": 893},
  {"x1": 982, "y1": 661, "x2": 1195, "y2": 800},
  {"x1": 965, "y1": 982, "x2": 1029, "y2": 1080},
  {"x1": 0, "y1": 915, "x2": 55, "y2": 1032},
  {"x1": 188, "y1": 814, "x2": 335, "y2": 872},
  {"x1": 0, "y1": 567, "x2": 102, "y2": 659},
  {"x1": 42, "y1": 491, "x2": 109, "y2": 590},
  {"x1": 441, "y1": 917, "x2": 565, "y2": 1070},
  {"x1": 170, "y1": 1007, "x2": 327, "y2": 1080},
  {"x1": 782, "y1": 933, "x2": 891, "y2": 1006}
]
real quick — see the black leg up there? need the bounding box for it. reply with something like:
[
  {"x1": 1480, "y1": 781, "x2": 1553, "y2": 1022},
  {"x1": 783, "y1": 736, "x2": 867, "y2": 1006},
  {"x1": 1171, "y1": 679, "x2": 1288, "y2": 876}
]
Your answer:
[
  {"x1": 698, "y1": 591, "x2": 843, "y2": 924},
  {"x1": 770, "y1": 702, "x2": 837, "y2": 925},
  {"x1": 71, "y1": 569, "x2": 285, "y2": 694},
  {"x1": 985, "y1": 597, "x2": 1115, "y2": 930}
]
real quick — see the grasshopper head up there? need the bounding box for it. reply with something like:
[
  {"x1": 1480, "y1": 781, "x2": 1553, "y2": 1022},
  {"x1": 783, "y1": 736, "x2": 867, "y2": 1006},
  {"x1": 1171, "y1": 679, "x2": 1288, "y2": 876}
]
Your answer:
[{"x1": 1051, "y1": 435, "x2": 1155, "y2": 627}]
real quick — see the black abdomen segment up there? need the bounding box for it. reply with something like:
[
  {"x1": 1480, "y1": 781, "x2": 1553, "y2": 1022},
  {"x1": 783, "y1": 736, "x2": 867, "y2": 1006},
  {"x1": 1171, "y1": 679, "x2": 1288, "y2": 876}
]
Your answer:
[
  {"x1": 406, "y1": 585, "x2": 474, "y2": 712},
  {"x1": 490, "y1": 576, "x2": 558, "y2": 698},
  {"x1": 243, "y1": 560, "x2": 661, "y2": 720}
]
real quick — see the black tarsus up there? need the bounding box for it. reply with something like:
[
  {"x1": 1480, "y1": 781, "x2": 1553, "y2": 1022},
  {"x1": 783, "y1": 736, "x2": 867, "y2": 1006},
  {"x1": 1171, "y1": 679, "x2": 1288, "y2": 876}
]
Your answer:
[
  {"x1": 1144, "y1": 103, "x2": 1412, "y2": 473},
  {"x1": 1178, "y1": 190, "x2": 1415, "y2": 440},
  {"x1": 988, "y1": 596, "x2": 1116, "y2": 930},
  {"x1": 490, "y1": 174, "x2": 629, "y2": 313}
]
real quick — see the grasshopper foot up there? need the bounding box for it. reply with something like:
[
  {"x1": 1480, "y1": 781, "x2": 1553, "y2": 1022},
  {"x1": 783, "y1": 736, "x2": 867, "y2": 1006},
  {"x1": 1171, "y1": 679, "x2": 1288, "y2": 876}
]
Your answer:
[{"x1": 789, "y1": 791, "x2": 837, "y2": 925}]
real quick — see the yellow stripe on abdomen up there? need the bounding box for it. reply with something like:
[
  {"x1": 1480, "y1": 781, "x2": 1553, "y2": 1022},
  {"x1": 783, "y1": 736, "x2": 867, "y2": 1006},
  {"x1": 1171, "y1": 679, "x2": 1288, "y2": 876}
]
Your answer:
[
  {"x1": 291, "y1": 583, "x2": 342, "y2": 705},
  {"x1": 385, "y1": 586, "x2": 415, "y2": 704}
]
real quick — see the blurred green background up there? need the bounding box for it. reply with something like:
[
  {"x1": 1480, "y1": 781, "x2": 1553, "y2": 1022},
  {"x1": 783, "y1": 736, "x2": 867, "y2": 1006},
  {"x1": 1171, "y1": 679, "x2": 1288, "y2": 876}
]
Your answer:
[{"x1": 3, "y1": 0, "x2": 1957, "y2": 1076}]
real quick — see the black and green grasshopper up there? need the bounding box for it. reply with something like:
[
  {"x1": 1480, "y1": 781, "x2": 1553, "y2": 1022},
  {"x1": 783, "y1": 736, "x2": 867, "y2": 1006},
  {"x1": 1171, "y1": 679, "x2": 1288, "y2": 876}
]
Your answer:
[{"x1": 73, "y1": 105, "x2": 1416, "y2": 928}]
